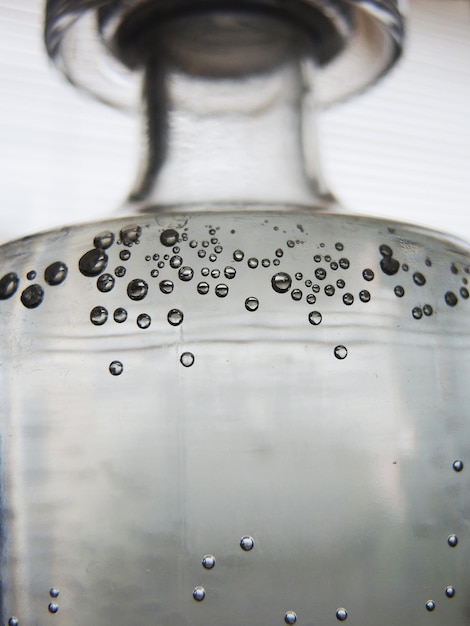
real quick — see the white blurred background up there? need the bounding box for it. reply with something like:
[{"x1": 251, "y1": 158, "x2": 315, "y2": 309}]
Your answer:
[{"x1": 0, "y1": 0, "x2": 469, "y2": 244}]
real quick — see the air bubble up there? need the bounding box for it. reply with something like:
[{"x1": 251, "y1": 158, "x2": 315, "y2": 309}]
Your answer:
[
  {"x1": 379, "y1": 244, "x2": 393, "y2": 257},
  {"x1": 305, "y1": 279, "x2": 313, "y2": 288},
  {"x1": 362, "y1": 268, "x2": 374, "y2": 282},
  {"x1": 287, "y1": 240, "x2": 295, "y2": 248},
  {"x1": 153, "y1": 253, "x2": 160, "y2": 261},
  {"x1": 272, "y1": 272, "x2": 292, "y2": 293},
  {"x1": 170, "y1": 255, "x2": 183, "y2": 268},
  {"x1": 198, "y1": 250, "x2": 206, "y2": 259},
  {"x1": 273, "y1": 259, "x2": 280, "y2": 266},
  {"x1": 308, "y1": 311, "x2": 322, "y2": 325},
  {"x1": 423, "y1": 304, "x2": 433, "y2": 316},
  {"x1": 27, "y1": 271, "x2": 37, "y2": 280},
  {"x1": 306, "y1": 294, "x2": 316, "y2": 304},
  {"x1": 115, "y1": 266, "x2": 126, "y2": 277},
  {"x1": 291, "y1": 289, "x2": 303, "y2": 301},
  {"x1": 20, "y1": 284, "x2": 44, "y2": 309},
  {"x1": 197, "y1": 282, "x2": 210, "y2": 295},
  {"x1": 336, "y1": 608, "x2": 348, "y2": 621},
  {"x1": 48, "y1": 603, "x2": 59, "y2": 614},
  {"x1": 394, "y1": 285, "x2": 405, "y2": 298},
  {"x1": 334, "y1": 345, "x2": 348, "y2": 360},
  {"x1": 453, "y1": 460, "x2": 464, "y2": 472},
  {"x1": 180, "y1": 352, "x2": 195, "y2": 367},
  {"x1": 448, "y1": 534, "x2": 458, "y2": 547},
  {"x1": 90, "y1": 306, "x2": 108, "y2": 326},
  {"x1": 159, "y1": 280, "x2": 174, "y2": 294},
  {"x1": 359, "y1": 290, "x2": 371, "y2": 303},
  {"x1": 233, "y1": 249, "x2": 244, "y2": 262},
  {"x1": 159, "y1": 229, "x2": 179, "y2": 247},
  {"x1": 330, "y1": 261, "x2": 338, "y2": 271},
  {"x1": 50, "y1": 588, "x2": 60, "y2": 598},
  {"x1": 224, "y1": 266, "x2": 236, "y2": 279},
  {"x1": 137, "y1": 314, "x2": 151, "y2": 329},
  {"x1": 336, "y1": 279, "x2": 345, "y2": 289},
  {"x1": 120, "y1": 224, "x2": 142, "y2": 246},
  {"x1": 324, "y1": 284, "x2": 335, "y2": 296},
  {"x1": 413, "y1": 272, "x2": 426, "y2": 286},
  {"x1": 315, "y1": 268, "x2": 327, "y2": 281},
  {"x1": 193, "y1": 586, "x2": 206, "y2": 601},
  {"x1": 402, "y1": 264, "x2": 409, "y2": 272},
  {"x1": 8, "y1": 618, "x2": 19, "y2": 626},
  {"x1": 168, "y1": 309, "x2": 184, "y2": 326},
  {"x1": 295, "y1": 272, "x2": 303, "y2": 280},
  {"x1": 284, "y1": 611, "x2": 297, "y2": 624},
  {"x1": 445, "y1": 291, "x2": 458, "y2": 307},
  {"x1": 335, "y1": 242, "x2": 344, "y2": 251},
  {"x1": 94, "y1": 231, "x2": 114, "y2": 249},
  {"x1": 202, "y1": 555, "x2": 216, "y2": 569},
  {"x1": 425, "y1": 601, "x2": 435, "y2": 612},
  {"x1": 313, "y1": 255, "x2": 321, "y2": 263},
  {"x1": 343, "y1": 293, "x2": 354, "y2": 305},
  {"x1": 157, "y1": 261, "x2": 165, "y2": 269},
  {"x1": 44, "y1": 261, "x2": 68, "y2": 286},
  {"x1": 215, "y1": 284, "x2": 229, "y2": 298},
  {"x1": 460, "y1": 287, "x2": 469, "y2": 299},
  {"x1": 380, "y1": 256, "x2": 400, "y2": 276},
  {"x1": 97, "y1": 273, "x2": 115, "y2": 293},
  {"x1": 275, "y1": 248, "x2": 284, "y2": 258},
  {"x1": 262, "y1": 259, "x2": 271, "y2": 268},
  {"x1": 248, "y1": 258, "x2": 259, "y2": 269},
  {"x1": 150, "y1": 269, "x2": 159, "y2": 278},
  {"x1": 412, "y1": 307, "x2": 423, "y2": 320},
  {"x1": 202, "y1": 241, "x2": 209, "y2": 248},
  {"x1": 119, "y1": 250, "x2": 131, "y2": 261},
  {"x1": 109, "y1": 361, "x2": 123, "y2": 376},
  {"x1": 240, "y1": 535, "x2": 254, "y2": 551},
  {"x1": 173, "y1": 246, "x2": 180, "y2": 254},
  {"x1": 0, "y1": 272, "x2": 19, "y2": 300},
  {"x1": 179, "y1": 266, "x2": 194, "y2": 282},
  {"x1": 445, "y1": 586, "x2": 456, "y2": 598},
  {"x1": 79, "y1": 248, "x2": 108, "y2": 277},
  {"x1": 312, "y1": 284, "x2": 320, "y2": 293},
  {"x1": 190, "y1": 240, "x2": 198, "y2": 248},
  {"x1": 339, "y1": 258, "x2": 350, "y2": 270},
  {"x1": 211, "y1": 269, "x2": 220, "y2": 279},
  {"x1": 214, "y1": 245, "x2": 223, "y2": 254},
  {"x1": 245, "y1": 297, "x2": 259, "y2": 311},
  {"x1": 127, "y1": 279, "x2": 148, "y2": 301},
  {"x1": 114, "y1": 308, "x2": 128, "y2": 323}
]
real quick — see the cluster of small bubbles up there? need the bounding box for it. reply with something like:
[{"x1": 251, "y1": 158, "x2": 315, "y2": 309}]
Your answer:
[
  {"x1": 215, "y1": 284, "x2": 229, "y2": 298},
  {"x1": 179, "y1": 266, "x2": 194, "y2": 282},
  {"x1": 336, "y1": 279, "x2": 345, "y2": 289},
  {"x1": 425, "y1": 601, "x2": 435, "y2": 612},
  {"x1": 291, "y1": 289, "x2": 303, "y2": 301},
  {"x1": 233, "y1": 249, "x2": 244, "y2": 262},
  {"x1": 50, "y1": 588, "x2": 60, "y2": 598},
  {"x1": 423, "y1": 304, "x2": 433, "y2": 316},
  {"x1": 180, "y1": 352, "x2": 195, "y2": 367},
  {"x1": 335, "y1": 242, "x2": 344, "y2": 251},
  {"x1": 248, "y1": 258, "x2": 259, "y2": 269},
  {"x1": 461, "y1": 287, "x2": 469, "y2": 299},
  {"x1": 343, "y1": 293, "x2": 354, "y2": 305},
  {"x1": 160, "y1": 280, "x2": 174, "y2": 294},
  {"x1": 109, "y1": 360, "x2": 123, "y2": 376},
  {"x1": 334, "y1": 345, "x2": 348, "y2": 360},
  {"x1": 240, "y1": 535, "x2": 254, "y2": 551},
  {"x1": 394, "y1": 285, "x2": 405, "y2": 298},
  {"x1": 168, "y1": 309, "x2": 184, "y2": 326},
  {"x1": 159, "y1": 229, "x2": 179, "y2": 247},
  {"x1": 202, "y1": 555, "x2": 216, "y2": 569},
  {"x1": 453, "y1": 460, "x2": 464, "y2": 472},
  {"x1": 45, "y1": 262, "x2": 68, "y2": 286},
  {"x1": 0, "y1": 272, "x2": 19, "y2": 300},
  {"x1": 97, "y1": 273, "x2": 115, "y2": 293},
  {"x1": 197, "y1": 282, "x2": 210, "y2": 295},
  {"x1": 182, "y1": 232, "x2": 188, "y2": 241},
  {"x1": 170, "y1": 255, "x2": 183, "y2": 268},
  {"x1": 339, "y1": 258, "x2": 350, "y2": 270},
  {"x1": 120, "y1": 224, "x2": 142, "y2": 246},
  {"x1": 137, "y1": 314, "x2": 151, "y2": 329},
  {"x1": 119, "y1": 250, "x2": 131, "y2": 261},
  {"x1": 79, "y1": 248, "x2": 108, "y2": 277},
  {"x1": 306, "y1": 294, "x2": 316, "y2": 305},
  {"x1": 272, "y1": 272, "x2": 292, "y2": 294},
  {"x1": 21, "y1": 284, "x2": 44, "y2": 309},
  {"x1": 412, "y1": 307, "x2": 423, "y2": 320},
  {"x1": 308, "y1": 311, "x2": 322, "y2": 326},
  {"x1": 192, "y1": 587, "x2": 205, "y2": 602},
  {"x1": 115, "y1": 266, "x2": 126, "y2": 278},
  {"x1": 315, "y1": 268, "x2": 327, "y2": 281},
  {"x1": 275, "y1": 249, "x2": 284, "y2": 258},
  {"x1": 379, "y1": 245, "x2": 400, "y2": 276},
  {"x1": 325, "y1": 284, "x2": 335, "y2": 297},
  {"x1": 336, "y1": 608, "x2": 348, "y2": 621},
  {"x1": 413, "y1": 271, "x2": 426, "y2": 286},
  {"x1": 114, "y1": 308, "x2": 128, "y2": 323},
  {"x1": 8, "y1": 617, "x2": 19, "y2": 626},
  {"x1": 445, "y1": 291, "x2": 458, "y2": 307},
  {"x1": 150, "y1": 269, "x2": 159, "y2": 278},
  {"x1": 284, "y1": 611, "x2": 297, "y2": 624},
  {"x1": 127, "y1": 278, "x2": 148, "y2": 301},
  {"x1": 94, "y1": 230, "x2": 114, "y2": 250},
  {"x1": 211, "y1": 269, "x2": 220, "y2": 279},
  {"x1": 359, "y1": 290, "x2": 371, "y2": 303},
  {"x1": 447, "y1": 534, "x2": 458, "y2": 547},
  {"x1": 90, "y1": 306, "x2": 108, "y2": 326},
  {"x1": 262, "y1": 259, "x2": 270, "y2": 268},
  {"x1": 362, "y1": 268, "x2": 374, "y2": 282},
  {"x1": 224, "y1": 266, "x2": 236, "y2": 279},
  {"x1": 245, "y1": 297, "x2": 259, "y2": 311}
]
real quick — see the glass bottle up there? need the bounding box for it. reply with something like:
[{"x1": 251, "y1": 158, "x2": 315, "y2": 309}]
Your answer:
[{"x1": 1, "y1": 1, "x2": 469, "y2": 625}]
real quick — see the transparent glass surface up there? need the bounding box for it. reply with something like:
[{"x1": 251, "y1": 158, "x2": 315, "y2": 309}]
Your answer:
[{"x1": 1, "y1": 210, "x2": 469, "y2": 625}]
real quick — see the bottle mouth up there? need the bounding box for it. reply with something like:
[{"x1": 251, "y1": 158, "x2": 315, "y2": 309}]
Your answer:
[{"x1": 45, "y1": 0, "x2": 404, "y2": 109}]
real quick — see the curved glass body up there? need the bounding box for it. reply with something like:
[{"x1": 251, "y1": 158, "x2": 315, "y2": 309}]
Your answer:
[{"x1": 1, "y1": 210, "x2": 469, "y2": 625}]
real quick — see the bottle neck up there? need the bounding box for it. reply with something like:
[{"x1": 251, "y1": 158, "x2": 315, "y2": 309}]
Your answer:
[{"x1": 125, "y1": 10, "x2": 336, "y2": 212}]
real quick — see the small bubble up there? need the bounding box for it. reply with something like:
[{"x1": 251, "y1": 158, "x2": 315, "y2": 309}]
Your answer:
[
  {"x1": 190, "y1": 240, "x2": 198, "y2": 248},
  {"x1": 137, "y1": 313, "x2": 151, "y2": 329},
  {"x1": 159, "y1": 280, "x2": 174, "y2": 294},
  {"x1": 336, "y1": 279, "x2": 345, "y2": 289},
  {"x1": 120, "y1": 224, "x2": 142, "y2": 246},
  {"x1": 306, "y1": 294, "x2": 316, "y2": 304},
  {"x1": 413, "y1": 272, "x2": 426, "y2": 286},
  {"x1": 445, "y1": 586, "x2": 456, "y2": 598},
  {"x1": 113, "y1": 308, "x2": 128, "y2": 323},
  {"x1": 173, "y1": 246, "x2": 180, "y2": 254},
  {"x1": 90, "y1": 306, "x2": 108, "y2": 326},
  {"x1": 224, "y1": 266, "x2": 236, "y2": 279},
  {"x1": 127, "y1": 278, "x2": 148, "y2": 301},
  {"x1": 248, "y1": 258, "x2": 259, "y2": 269},
  {"x1": 339, "y1": 258, "x2": 350, "y2": 270},
  {"x1": 262, "y1": 259, "x2": 271, "y2": 267},
  {"x1": 445, "y1": 291, "x2": 458, "y2": 307},
  {"x1": 211, "y1": 269, "x2": 220, "y2": 279},
  {"x1": 291, "y1": 289, "x2": 303, "y2": 301},
  {"x1": 308, "y1": 311, "x2": 322, "y2": 325},
  {"x1": 202, "y1": 241, "x2": 209, "y2": 248},
  {"x1": 145, "y1": 255, "x2": 151, "y2": 261},
  {"x1": 79, "y1": 248, "x2": 108, "y2": 277},
  {"x1": 245, "y1": 297, "x2": 259, "y2": 311},
  {"x1": 215, "y1": 284, "x2": 229, "y2": 298},
  {"x1": 197, "y1": 282, "x2": 210, "y2": 295},
  {"x1": 160, "y1": 229, "x2": 179, "y2": 247},
  {"x1": 180, "y1": 352, "x2": 195, "y2": 367},
  {"x1": 157, "y1": 261, "x2": 165, "y2": 269},
  {"x1": 394, "y1": 285, "x2": 405, "y2": 298},
  {"x1": 423, "y1": 304, "x2": 433, "y2": 316},
  {"x1": 448, "y1": 534, "x2": 458, "y2": 547},
  {"x1": 153, "y1": 253, "x2": 160, "y2": 261},
  {"x1": 295, "y1": 272, "x2": 303, "y2": 280},
  {"x1": 273, "y1": 259, "x2": 280, "y2": 266},
  {"x1": 305, "y1": 279, "x2": 313, "y2": 288},
  {"x1": 168, "y1": 309, "x2": 184, "y2": 326},
  {"x1": 150, "y1": 269, "x2": 159, "y2": 278},
  {"x1": 0, "y1": 272, "x2": 19, "y2": 300},
  {"x1": 97, "y1": 273, "x2": 115, "y2": 293},
  {"x1": 214, "y1": 245, "x2": 223, "y2": 254},
  {"x1": 284, "y1": 611, "x2": 297, "y2": 624},
  {"x1": 412, "y1": 307, "x2": 423, "y2": 320},
  {"x1": 336, "y1": 608, "x2": 348, "y2": 621},
  {"x1": 324, "y1": 285, "x2": 335, "y2": 296},
  {"x1": 312, "y1": 284, "x2": 320, "y2": 293},
  {"x1": 179, "y1": 267, "x2": 194, "y2": 282},
  {"x1": 27, "y1": 270, "x2": 37, "y2": 280},
  {"x1": 21, "y1": 284, "x2": 44, "y2": 309},
  {"x1": 272, "y1": 272, "x2": 292, "y2": 294},
  {"x1": 380, "y1": 256, "x2": 400, "y2": 276},
  {"x1": 453, "y1": 460, "x2": 464, "y2": 472},
  {"x1": 109, "y1": 361, "x2": 123, "y2": 376},
  {"x1": 170, "y1": 255, "x2": 183, "y2": 268},
  {"x1": 233, "y1": 249, "x2": 244, "y2": 262},
  {"x1": 8, "y1": 618, "x2": 19, "y2": 626},
  {"x1": 425, "y1": 601, "x2": 435, "y2": 612},
  {"x1": 202, "y1": 555, "x2": 216, "y2": 569},
  {"x1": 334, "y1": 345, "x2": 348, "y2": 360},
  {"x1": 425, "y1": 258, "x2": 432, "y2": 267},
  {"x1": 379, "y1": 244, "x2": 393, "y2": 257},
  {"x1": 94, "y1": 230, "x2": 114, "y2": 249},
  {"x1": 315, "y1": 268, "x2": 327, "y2": 281},
  {"x1": 193, "y1": 586, "x2": 206, "y2": 601},
  {"x1": 451, "y1": 262, "x2": 459, "y2": 275},
  {"x1": 275, "y1": 248, "x2": 284, "y2": 258},
  {"x1": 362, "y1": 268, "x2": 374, "y2": 282},
  {"x1": 325, "y1": 255, "x2": 331, "y2": 263},
  {"x1": 359, "y1": 290, "x2": 371, "y2": 303},
  {"x1": 402, "y1": 263, "x2": 409, "y2": 272},
  {"x1": 209, "y1": 228, "x2": 216, "y2": 236},
  {"x1": 119, "y1": 250, "x2": 131, "y2": 261},
  {"x1": 50, "y1": 588, "x2": 60, "y2": 598},
  {"x1": 287, "y1": 240, "x2": 295, "y2": 248},
  {"x1": 343, "y1": 293, "x2": 354, "y2": 305},
  {"x1": 48, "y1": 602, "x2": 59, "y2": 614},
  {"x1": 240, "y1": 535, "x2": 254, "y2": 551},
  {"x1": 335, "y1": 242, "x2": 344, "y2": 251},
  {"x1": 313, "y1": 255, "x2": 322, "y2": 263},
  {"x1": 115, "y1": 266, "x2": 126, "y2": 278},
  {"x1": 460, "y1": 287, "x2": 469, "y2": 299},
  {"x1": 198, "y1": 250, "x2": 206, "y2": 259},
  {"x1": 330, "y1": 261, "x2": 338, "y2": 271}
]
